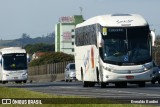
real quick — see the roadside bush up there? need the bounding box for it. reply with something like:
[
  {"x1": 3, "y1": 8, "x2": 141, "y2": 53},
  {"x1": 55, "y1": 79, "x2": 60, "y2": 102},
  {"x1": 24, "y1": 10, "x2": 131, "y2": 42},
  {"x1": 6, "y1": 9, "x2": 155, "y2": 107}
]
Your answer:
[{"x1": 29, "y1": 52, "x2": 74, "y2": 66}]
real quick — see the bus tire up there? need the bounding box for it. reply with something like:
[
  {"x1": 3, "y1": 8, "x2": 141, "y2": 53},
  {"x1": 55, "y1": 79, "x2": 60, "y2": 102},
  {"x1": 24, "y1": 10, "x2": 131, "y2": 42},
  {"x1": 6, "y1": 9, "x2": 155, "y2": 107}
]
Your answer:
[
  {"x1": 151, "y1": 80, "x2": 155, "y2": 84},
  {"x1": 65, "y1": 79, "x2": 68, "y2": 82},
  {"x1": 69, "y1": 80, "x2": 72, "y2": 82},
  {"x1": 23, "y1": 80, "x2": 27, "y2": 83},
  {"x1": 89, "y1": 82, "x2": 95, "y2": 87},
  {"x1": 158, "y1": 80, "x2": 160, "y2": 84},
  {"x1": 2, "y1": 81, "x2": 7, "y2": 84},
  {"x1": 115, "y1": 82, "x2": 127, "y2": 88},
  {"x1": 101, "y1": 82, "x2": 106, "y2": 88},
  {"x1": 83, "y1": 81, "x2": 88, "y2": 87},
  {"x1": 138, "y1": 82, "x2": 145, "y2": 87}
]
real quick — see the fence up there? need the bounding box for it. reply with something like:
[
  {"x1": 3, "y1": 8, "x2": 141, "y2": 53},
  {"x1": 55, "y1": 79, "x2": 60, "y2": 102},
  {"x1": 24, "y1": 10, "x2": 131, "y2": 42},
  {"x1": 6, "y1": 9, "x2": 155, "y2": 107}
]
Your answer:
[{"x1": 28, "y1": 60, "x2": 74, "y2": 82}]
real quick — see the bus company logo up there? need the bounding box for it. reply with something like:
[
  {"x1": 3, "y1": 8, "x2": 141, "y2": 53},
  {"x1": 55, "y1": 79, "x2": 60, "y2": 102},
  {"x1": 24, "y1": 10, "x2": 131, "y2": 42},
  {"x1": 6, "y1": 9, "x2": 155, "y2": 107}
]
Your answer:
[
  {"x1": 83, "y1": 50, "x2": 90, "y2": 72},
  {"x1": 116, "y1": 20, "x2": 133, "y2": 24},
  {"x1": 2, "y1": 99, "x2": 11, "y2": 104}
]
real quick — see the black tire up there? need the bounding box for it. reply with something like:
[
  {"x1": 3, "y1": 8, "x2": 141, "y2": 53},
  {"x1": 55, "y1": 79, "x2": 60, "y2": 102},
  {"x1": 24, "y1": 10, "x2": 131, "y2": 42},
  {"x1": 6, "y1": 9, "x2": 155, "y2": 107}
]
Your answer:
[
  {"x1": 83, "y1": 81, "x2": 88, "y2": 87},
  {"x1": 15, "y1": 81, "x2": 22, "y2": 84},
  {"x1": 115, "y1": 82, "x2": 127, "y2": 88},
  {"x1": 88, "y1": 82, "x2": 95, "y2": 87},
  {"x1": 151, "y1": 80, "x2": 155, "y2": 84},
  {"x1": 138, "y1": 82, "x2": 145, "y2": 87},
  {"x1": 23, "y1": 80, "x2": 27, "y2": 83},
  {"x1": 158, "y1": 80, "x2": 160, "y2": 84},
  {"x1": 65, "y1": 79, "x2": 68, "y2": 82},
  {"x1": 2, "y1": 81, "x2": 7, "y2": 84},
  {"x1": 69, "y1": 80, "x2": 72, "y2": 82},
  {"x1": 101, "y1": 82, "x2": 106, "y2": 88}
]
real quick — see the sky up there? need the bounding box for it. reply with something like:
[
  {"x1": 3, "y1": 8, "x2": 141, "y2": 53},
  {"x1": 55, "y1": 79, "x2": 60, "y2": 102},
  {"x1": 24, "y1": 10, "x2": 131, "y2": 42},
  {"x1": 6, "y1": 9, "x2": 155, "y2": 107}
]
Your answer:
[{"x1": 0, "y1": 0, "x2": 160, "y2": 40}]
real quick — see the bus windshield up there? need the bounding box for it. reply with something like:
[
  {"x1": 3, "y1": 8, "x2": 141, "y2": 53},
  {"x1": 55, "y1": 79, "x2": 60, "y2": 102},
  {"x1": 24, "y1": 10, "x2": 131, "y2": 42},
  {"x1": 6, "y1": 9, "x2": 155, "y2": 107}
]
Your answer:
[
  {"x1": 102, "y1": 26, "x2": 151, "y2": 65},
  {"x1": 3, "y1": 53, "x2": 27, "y2": 70}
]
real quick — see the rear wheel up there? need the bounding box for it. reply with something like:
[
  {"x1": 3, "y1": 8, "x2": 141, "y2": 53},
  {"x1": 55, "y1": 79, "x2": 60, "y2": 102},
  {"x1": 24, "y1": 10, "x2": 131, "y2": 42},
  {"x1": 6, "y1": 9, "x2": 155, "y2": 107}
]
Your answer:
[
  {"x1": 2, "y1": 81, "x2": 7, "y2": 84},
  {"x1": 101, "y1": 82, "x2": 106, "y2": 88},
  {"x1": 15, "y1": 81, "x2": 22, "y2": 84},
  {"x1": 69, "y1": 80, "x2": 72, "y2": 82},
  {"x1": 88, "y1": 82, "x2": 95, "y2": 87}
]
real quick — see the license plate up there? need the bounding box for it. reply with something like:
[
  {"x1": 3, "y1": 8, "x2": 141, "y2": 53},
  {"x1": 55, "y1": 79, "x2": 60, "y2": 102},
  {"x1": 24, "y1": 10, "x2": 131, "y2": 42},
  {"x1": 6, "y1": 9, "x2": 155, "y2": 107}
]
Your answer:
[
  {"x1": 14, "y1": 77, "x2": 18, "y2": 79},
  {"x1": 126, "y1": 76, "x2": 134, "y2": 79}
]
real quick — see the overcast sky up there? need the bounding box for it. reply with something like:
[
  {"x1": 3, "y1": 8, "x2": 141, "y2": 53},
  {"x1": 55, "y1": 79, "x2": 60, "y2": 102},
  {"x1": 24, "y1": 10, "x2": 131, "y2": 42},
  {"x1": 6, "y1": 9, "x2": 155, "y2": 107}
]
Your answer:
[{"x1": 0, "y1": 0, "x2": 160, "y2": 40}]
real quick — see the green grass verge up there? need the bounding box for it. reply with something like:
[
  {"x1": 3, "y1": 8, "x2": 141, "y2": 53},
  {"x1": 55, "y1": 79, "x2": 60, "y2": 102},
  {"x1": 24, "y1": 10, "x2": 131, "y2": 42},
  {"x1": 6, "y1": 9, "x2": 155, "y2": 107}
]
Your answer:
[{"x1": 0, "y1": 86, "x2": 157, "y2": 107}]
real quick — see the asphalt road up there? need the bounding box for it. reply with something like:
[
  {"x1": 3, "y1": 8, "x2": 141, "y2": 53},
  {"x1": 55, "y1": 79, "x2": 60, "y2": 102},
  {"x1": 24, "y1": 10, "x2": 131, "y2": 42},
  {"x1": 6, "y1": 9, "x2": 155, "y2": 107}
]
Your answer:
[{"x1": 2, "y1": 81, "x2": 160, "y2": 100}]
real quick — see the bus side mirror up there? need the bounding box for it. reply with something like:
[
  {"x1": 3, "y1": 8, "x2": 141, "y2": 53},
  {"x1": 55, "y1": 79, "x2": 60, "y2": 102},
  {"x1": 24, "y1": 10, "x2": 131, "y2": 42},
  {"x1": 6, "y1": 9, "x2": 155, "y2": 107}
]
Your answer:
[
  {"x1": 98, "y1": 32, "x2": 104, "y2": 47},
  {"x1": 150, "y1": 30, "x2": 156, "y2": 46}
]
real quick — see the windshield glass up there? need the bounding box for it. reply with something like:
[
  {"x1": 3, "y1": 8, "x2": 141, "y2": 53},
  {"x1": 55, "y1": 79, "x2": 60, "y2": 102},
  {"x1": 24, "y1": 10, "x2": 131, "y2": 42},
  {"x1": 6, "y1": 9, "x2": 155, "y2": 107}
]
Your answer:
[
  {"x1": 102, "y1": 26, "x2": 151, "y2": 65},
  {"x1": 70, "y1": 64, "x2": 75, "y2": 70},
  {"x1": 3, "y1": 53, "x2": 27, "y2": 70}
]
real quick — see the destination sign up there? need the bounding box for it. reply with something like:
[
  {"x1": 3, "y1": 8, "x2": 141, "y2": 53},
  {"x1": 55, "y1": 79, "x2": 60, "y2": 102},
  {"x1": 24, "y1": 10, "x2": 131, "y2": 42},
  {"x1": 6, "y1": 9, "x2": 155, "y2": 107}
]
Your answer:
[{"x1": 108, "y1": 28, "x2": 125, "y2": 33}]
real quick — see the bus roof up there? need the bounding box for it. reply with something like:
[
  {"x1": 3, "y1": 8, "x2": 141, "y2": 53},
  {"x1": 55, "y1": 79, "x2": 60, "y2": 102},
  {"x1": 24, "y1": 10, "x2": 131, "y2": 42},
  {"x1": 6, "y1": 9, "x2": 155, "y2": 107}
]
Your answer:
[
  {"x1": 76, "y1": 14, "x2": 148, "y2": 28},
  {"x1": 0, "y1": 47, "x2": 26, "y2": 54}
]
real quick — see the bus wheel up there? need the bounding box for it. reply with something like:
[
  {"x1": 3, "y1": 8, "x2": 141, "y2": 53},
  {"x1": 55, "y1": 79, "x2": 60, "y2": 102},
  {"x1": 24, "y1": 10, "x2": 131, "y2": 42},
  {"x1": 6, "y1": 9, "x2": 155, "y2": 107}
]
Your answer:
[
  {"x1": 83, "y1": 81, "x2": 88, "y2": 87},
  {"x1": 151, "y1": 80, "x2": 155, "y2": 84},
  {"x1": 65, "y1": 78, "x2": 69, "y2": 82},
  {"x1": 158, "y1": 80, "x2": 160, "y2": 84},
  {"x1": 115, "y1": 82, "x2": 127, "y2": 88},
  {"x1": 89, "y1": 82, "x2": 95, "y2": 87},
  {"x1": 23, "y1": 80, "x2": 27, "y2": 83},
  {"x1": 101, "y1": 82, "x2": 106, "y2": 88},
  {"x1": 2, "y1": 81, "x2": 7, "y2": 84},
  {"x1": 138, "y1": 82, "x2": 145, "y2": 87},
  {"x1": 15, "y1": 81, "x2": 22, "y2": 84},
  {"x1": 115, "y1": 83, "x2": 121, "y2": 88},
  {"x1": 69, "y1": 80, "x2": 72, "y2": 82}
]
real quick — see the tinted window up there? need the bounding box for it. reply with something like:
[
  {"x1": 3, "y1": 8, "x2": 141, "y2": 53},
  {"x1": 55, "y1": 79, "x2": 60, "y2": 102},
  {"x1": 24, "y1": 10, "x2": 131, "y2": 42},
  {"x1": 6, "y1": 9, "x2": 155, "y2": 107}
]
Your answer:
[{"x1": 69, "y1": 64, "x2": 75, "y2": 70}]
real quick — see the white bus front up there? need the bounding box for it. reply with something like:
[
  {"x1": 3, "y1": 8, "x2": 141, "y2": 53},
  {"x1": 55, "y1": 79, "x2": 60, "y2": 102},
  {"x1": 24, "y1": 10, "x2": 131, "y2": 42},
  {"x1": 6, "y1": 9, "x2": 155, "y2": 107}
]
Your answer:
[
  {"x1": 0, "y1": 53, "x2": 28, "y2": 84},
  {"x1": 99, "y1": 26, "x2": 153, "y2": 87}
]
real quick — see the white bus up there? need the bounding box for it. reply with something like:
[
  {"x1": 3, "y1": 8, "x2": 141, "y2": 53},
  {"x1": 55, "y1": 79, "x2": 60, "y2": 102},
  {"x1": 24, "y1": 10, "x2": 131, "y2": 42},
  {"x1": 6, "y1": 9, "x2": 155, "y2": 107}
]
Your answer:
[
  {"x1": 75, "y1": 14, "x2": 155, "y2": 88},
  {"x1": 0, "y1": 47, "x2": 28, "y2": 84}
]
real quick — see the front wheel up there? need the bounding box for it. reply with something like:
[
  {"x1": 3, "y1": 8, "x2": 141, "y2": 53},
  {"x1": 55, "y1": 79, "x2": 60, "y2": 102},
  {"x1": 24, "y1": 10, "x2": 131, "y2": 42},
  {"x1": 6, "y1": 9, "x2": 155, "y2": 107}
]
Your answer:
[
  {"x1": 138, "y1": 82, "x2": 145, "y2": 87},
  {"x1": 23, "y1": 80, "x2": 27, "y2": 83},
  {"x1": 151, "y1": 80, "x2": 155, "y2": 84}
]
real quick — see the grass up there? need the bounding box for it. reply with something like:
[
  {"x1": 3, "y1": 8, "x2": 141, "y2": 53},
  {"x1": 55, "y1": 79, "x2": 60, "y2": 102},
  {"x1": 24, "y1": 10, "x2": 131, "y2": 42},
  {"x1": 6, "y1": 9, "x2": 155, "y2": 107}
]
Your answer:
[{"x1": 0, "y1": 86, "x2": 158, "y2": 107}]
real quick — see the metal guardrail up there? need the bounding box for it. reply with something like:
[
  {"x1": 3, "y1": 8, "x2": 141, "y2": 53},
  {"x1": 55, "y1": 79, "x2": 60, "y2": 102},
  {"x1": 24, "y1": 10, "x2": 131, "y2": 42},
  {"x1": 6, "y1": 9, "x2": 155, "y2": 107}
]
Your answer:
[{"x1": 28, "y1": 61, "x2": 74, "y2": 76}]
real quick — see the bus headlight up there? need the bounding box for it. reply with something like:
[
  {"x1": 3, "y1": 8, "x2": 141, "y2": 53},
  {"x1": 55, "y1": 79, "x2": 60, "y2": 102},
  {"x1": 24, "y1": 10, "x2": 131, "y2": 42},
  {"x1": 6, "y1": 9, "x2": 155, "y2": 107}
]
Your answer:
[
  {"x1": 22, "y1": 72, "x2": 27, "y2": 76},
  {"x1": 143, "y1": 64, "x2": 152, "y2": 71},
  {"x1": 103, "y1": 66, "x2": 114, "y2": 72}
]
